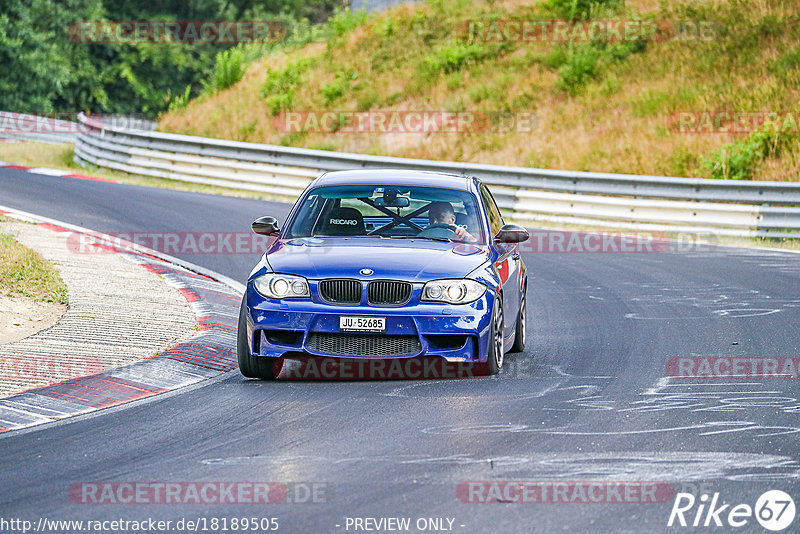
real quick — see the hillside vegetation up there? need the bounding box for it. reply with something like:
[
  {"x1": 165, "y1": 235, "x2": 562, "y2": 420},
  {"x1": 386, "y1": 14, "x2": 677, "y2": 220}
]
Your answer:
[{"x1": 159, "y1": 0, "x2": 800, "y2": 181}]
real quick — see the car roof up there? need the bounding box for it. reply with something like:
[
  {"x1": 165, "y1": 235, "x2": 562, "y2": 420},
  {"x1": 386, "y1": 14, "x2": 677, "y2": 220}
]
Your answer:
[{"x1": 311, "y1": 169, "x2": 474, "y2": 191}]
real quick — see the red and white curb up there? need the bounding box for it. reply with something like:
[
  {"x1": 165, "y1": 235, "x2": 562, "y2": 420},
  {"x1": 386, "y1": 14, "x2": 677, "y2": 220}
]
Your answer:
[
  {"x1": 0, "y1": 206, "x2": 244, "y2": 433},
  {"x1": 0, "y1": 160, "x2": 118, "y2": 183}
]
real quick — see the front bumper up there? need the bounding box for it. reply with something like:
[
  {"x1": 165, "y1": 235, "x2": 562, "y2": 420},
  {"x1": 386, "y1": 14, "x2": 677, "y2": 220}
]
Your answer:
[{"x1": 244, "y1": 281, "x2": 495, "y2": 362}]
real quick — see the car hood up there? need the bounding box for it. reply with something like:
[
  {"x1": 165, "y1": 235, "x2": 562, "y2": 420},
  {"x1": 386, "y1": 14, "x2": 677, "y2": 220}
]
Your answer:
[{"x1": 264, "y1": 237, "x2": 491, "y2": 282}]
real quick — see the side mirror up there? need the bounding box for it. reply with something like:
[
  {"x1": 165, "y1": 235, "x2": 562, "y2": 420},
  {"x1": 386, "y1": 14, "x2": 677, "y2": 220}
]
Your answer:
[
  {"x1": 495, "y1": 224, "x2": 529, "y2": 244},
  {"x1": 252, "y1": 216, "x2": 280, "y2": 236}
]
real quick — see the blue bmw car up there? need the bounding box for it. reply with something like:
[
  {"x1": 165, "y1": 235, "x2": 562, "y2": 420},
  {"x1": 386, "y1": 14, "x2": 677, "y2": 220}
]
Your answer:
[{"x1": 238, "y1": 169, "x2": 529, "y2": 378}]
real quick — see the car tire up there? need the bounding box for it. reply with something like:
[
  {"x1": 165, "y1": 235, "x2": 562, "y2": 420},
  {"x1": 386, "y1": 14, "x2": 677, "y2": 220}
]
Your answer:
[
  {"x1": 486, "y1": 297, "x2": 504, "y2": 375},
  {"x1": 509, "y1": 289, "x2": 526, "y2": 353},
  {"x1": 237, "y1": 296, "x2": 279, "y2": 380}
]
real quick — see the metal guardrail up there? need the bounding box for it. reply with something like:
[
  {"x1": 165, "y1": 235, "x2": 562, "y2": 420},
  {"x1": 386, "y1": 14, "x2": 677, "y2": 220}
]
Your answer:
[{"x1": 74, "y1": 113, "x2": 800, "y2": 238}]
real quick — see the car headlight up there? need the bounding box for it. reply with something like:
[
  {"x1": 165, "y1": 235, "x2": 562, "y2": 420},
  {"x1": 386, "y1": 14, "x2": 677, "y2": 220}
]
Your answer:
[
  {"x1": 421, "y1": 279, "x2": 486, "y2": 304},
  {"x1": 253, "y1": 273, "x2": 310, "y2": 299}
]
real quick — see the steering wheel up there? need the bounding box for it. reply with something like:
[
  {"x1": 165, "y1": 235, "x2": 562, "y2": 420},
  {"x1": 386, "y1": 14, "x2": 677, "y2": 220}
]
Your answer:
[{"x1": 425, "y1": 223, "x2": 457, "y2": 233}]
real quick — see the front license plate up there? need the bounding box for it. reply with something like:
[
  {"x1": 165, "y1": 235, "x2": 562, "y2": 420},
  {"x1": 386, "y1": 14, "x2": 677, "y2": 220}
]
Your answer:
[{"x1": 340, "y1": 316, "x2": 385, "y2": 332}]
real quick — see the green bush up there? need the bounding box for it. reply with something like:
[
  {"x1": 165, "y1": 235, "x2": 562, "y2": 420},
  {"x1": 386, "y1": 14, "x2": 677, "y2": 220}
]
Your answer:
[
  {"x1": 370, "y1": 48, "x2": 394, "y2": 72},
  {"x1": 668, "y1": 146, "x2": 699, "y2": 177},
  {"x1": 511, "y1": 91, "x2": 538, "y2": 109},
  {"x1": 264, "y1": 93, "x2": 294, "y2": 115},
  {"x1": 328, "y1": 8, "x2": 368, "y2": 38},
  {"x1": 384, "y1": 91, "x2": 404, "y2": 106},
  {"x1": 320, "y1": 70, "x2": 358, "y2": 104},
  {"x1": 279, "y1": 132, "x2": 306, "y2": 146},
  {"x1": 357, "y1": 90, "x2": 379, "y2": 111},
  {"x1": 168, "y1": 85, "x2": 193, "y2": 111},
  {"x1": 377, "y1": 15, "x2": 397, "y2": 38},
  {"x1": 703, "y1": 123, "x2": 799, "y2": 179},
  {"x1": 630, "y1": 90, "x2": 667, "y2": 118},
  {"x1": 541, "y1": 47, "x2": 569, "y2": 69},
  {"x1": 320, "y1": 84, "x2": 344, "y2": 104},
  {"x1": 204, "y1": 47, "x2": 246, "y2": 94},
  {"x1": 607, "y1": 39, "x2": 647, "y2": 62},
  {"x1": 237, "y1": 119, "x2": 257, "y2": 138},
  {"x1": 468, "y1": 85, "x2": 492, "y2": 103},
  {"x1": 260, "y1": 58, "x2": 314, "y2": 115},
  {"x1": 445, "y1": 72, "x2": 463, "y2": 90},
  {"x1": 547, "y1": 28, "x2": 647, "y2": 95},
  {"x1": 262, "y1": 66, "x2": 301, "y2": 96},
  {"x1": 769, "y1": 48, "x2": 800, "y2": 77},
  {"x1": 545, "y1": 0, "x2": 622, "y2": 20},
  {"x1": 556, "y1": 44, "x2": 601, "y2": 94},
  {"x1": 422, "y1": 42, "x2": 496, "y2": 74}
]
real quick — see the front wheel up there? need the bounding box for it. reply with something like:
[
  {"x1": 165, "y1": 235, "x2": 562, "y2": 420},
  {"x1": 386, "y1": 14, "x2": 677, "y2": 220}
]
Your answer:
[
  {"x1": 237, "y1": 296, "x2": 278, "y2": 380},
  {"x1": 486, "y1": 297, "x2": 505, "y2": 375}
]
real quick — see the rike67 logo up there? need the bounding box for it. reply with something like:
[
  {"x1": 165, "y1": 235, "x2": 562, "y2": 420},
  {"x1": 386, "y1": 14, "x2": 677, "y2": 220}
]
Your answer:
[{"x1": 668, "y1": 490, "x2": 796, "y2": 531}]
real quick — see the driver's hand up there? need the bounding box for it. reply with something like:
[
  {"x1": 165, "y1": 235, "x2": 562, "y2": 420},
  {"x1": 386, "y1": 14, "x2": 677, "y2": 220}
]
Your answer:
[{"x1": 453, "y1": 226, "x2": 477, "y2": 243}]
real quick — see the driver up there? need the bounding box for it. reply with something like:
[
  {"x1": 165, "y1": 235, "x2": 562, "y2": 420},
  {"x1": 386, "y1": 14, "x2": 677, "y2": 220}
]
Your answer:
[{"x1": 417, "y1": 201, "x2": 477, "y2": 242}]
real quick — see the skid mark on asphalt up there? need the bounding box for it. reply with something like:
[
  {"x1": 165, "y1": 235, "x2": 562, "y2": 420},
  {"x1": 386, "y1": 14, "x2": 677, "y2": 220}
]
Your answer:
[
  {"x1": 381, "y1": 378, "x2": 563, "y2": 400},
  {"x1": 200, "y1": 452, "x2": 800, "y2": 482},
  {"x1": 631, "y1": 376, "x2": 800, "y2": 415},
  {"x1": 422, "y1": 421, "x2": 800, "y2": 437},
  {"x1": 381, "y1": 364, "x2": 613, "y2": 401},
  {"x1": 621, "y1": 283, "x2": 798, "y2": 320},
  {"x1": 730, "y1": 253, "x2": 800, "y2": 275},
  {"x1": 408, "y1": 369, "x2": 800, "y2": 439}
]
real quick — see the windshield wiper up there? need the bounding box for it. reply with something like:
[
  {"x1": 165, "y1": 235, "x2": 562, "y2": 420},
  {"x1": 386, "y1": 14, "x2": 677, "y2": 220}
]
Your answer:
[
  {"x1": 389, "y1": 235, "x2": 451, "y2": 242},
  {"x1": 308, "y1": 234, "x2": 385, "y2": 239}
]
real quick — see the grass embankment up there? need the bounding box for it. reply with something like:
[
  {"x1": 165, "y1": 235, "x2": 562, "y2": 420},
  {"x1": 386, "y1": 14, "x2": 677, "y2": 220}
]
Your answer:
[
  {"x1": 0, "y1": 225, "x2": 68, "y2": 305},
  {"x1": 160, "y1": 0, "x2": 800, "y2": 182}
]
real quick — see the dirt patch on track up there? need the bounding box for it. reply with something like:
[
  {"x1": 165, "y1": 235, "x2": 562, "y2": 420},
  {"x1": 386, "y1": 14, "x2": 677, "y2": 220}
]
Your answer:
[{"x1": 0, "y1": 295, "x2": 66, "y2": 345}]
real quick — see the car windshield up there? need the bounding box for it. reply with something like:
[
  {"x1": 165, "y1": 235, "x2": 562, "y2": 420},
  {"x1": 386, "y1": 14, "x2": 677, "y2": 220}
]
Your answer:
[{"x1": 284, "y1": 184, "x2": 486, "y2": 244}]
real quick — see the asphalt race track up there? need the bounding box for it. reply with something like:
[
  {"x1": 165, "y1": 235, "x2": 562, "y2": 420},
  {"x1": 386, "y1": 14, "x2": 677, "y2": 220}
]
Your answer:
[{"x1": 2, "y1": 168, "x2": 800, "y2": 533}]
